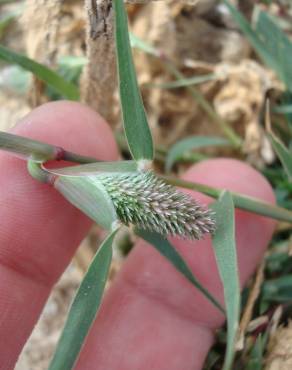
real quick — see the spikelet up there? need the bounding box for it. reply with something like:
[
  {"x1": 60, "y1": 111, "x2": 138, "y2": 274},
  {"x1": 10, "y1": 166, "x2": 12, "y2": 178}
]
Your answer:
[{"x1": 96, "y1": 171, "x2": 215, "y2": 240}]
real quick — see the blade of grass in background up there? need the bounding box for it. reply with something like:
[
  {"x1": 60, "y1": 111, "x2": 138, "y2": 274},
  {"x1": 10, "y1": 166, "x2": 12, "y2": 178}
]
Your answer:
[
  {"x1": 246, "y1": 335, "x2": 264, "y2": 370},
  {"x1": 224, "y1": 1, "x2": 292, "y2": 92},
  {"x1": 262, "y1": 275, "x2": 292, "y2": 303},
  {"x1": 164, "y1": 176, "x2": 292, "y2": 223},
  {"x1": 255, "y1": 10, "x2": 292, "y2": 91},
  {"x1": 273, "y1": 104, "x2": 292, "y2": 114},
  {"x1": 268, "y1": 132, "x2": 292, "y2": 180},
  {"x1": 137, "y1": 229, "x2": 225, "y2": 313},
  {"x1": 48, "y1": 229, "x2": 118, "y2": 370},
  {"x1": 0, "y1": 0, "x2": 18, "y2": 4},
  {"x1": 0, "y1": 44, "x2": 79, "y2": 100},
  {"x1": 166, "y1": 136, "x2": 229, "y2": 172},
  {"x1": 211, "y1": 191, "x2": 240, "y2": 370},
  {"x1": 0, "y1": 9, "x2": 21, "y2": 38},
  {"x1": 266, "y1": 101, "x2": 292, "y2": 180},
  {"x1": 113, "y1": 0, "x2": 154, "y2": 162},
  {"x1": 145, "y1": 73, "x2": 216, "y2": 90}
]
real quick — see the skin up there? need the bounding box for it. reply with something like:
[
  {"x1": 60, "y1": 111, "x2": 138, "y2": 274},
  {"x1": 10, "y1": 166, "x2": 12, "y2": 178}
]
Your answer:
[{"x1": 0, "y1": 101, "x2": 276, "y2": 370}]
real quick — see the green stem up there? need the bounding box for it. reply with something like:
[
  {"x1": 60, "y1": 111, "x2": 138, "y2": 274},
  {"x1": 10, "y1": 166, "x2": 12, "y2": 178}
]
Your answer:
[
  {"x1": 0, "y1": 131, "x2": 99, "y2": 164},
  {"x1": 62, "y1": 150, "x2": 99, "y2": 164},
  {"x1": 163, "y1": 176, "x2": 292, "y2": 223},
  {"x1": 27, "y1": 161, "x2": 55, "y2": 184}
]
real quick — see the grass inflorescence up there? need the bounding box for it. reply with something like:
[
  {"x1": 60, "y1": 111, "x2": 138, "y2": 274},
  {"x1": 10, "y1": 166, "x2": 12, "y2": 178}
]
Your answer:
[{"x1": 97, "y1": 171, "x2": 215, "y2": 240}]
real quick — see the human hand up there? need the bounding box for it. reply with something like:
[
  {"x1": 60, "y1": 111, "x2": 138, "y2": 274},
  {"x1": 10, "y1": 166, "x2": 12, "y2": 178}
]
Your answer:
[{"x1": 0, "y1": 101, "x2": 275, "y2": 370}]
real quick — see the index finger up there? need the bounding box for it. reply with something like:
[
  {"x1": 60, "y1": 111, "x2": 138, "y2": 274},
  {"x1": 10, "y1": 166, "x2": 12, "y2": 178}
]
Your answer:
[{"x1": 0, "y1": 101, "x2": 118, "y2": 369}]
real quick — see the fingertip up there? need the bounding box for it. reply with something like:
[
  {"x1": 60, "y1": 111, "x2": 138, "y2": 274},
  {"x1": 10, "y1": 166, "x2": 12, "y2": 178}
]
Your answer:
[
  {"x1": 183, "y1": 158, "x2": 276, "y2": 205},
  {"x1": 13, "y1": 100, "x2": 118, "y2": 161}
]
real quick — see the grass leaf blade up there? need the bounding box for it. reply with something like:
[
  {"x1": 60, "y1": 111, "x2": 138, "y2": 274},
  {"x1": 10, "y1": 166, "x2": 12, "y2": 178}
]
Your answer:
[
  {"x1": 211, "y1": 191, "x2": 240, "y2": 370},
  {"x1": 48, "y1": 229, "x2": 118, "y2": 370},
  {"x1": 268, "y1": 133, "x2": 292, "y2": 180},
  {"x1": 137, "y1": 229, "x2": 224, "y2": 314},
  {"x1": 113, "y1": 0, "x2": 154, "y2": 161},
  {"x1": 255, "y1": 10, "x2": 292, "y2": 90},
  {"x1": 0, "y1": 44, "x2": 79, "y2": 100},
  {"x1": 166, "y1": 136, "x2": 229, "y2": 172}
]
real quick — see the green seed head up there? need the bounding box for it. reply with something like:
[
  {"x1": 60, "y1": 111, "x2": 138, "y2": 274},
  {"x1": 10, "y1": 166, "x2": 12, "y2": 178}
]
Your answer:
[{"x1": 97, "y1": 171, "x2": 215, "y2": 240}]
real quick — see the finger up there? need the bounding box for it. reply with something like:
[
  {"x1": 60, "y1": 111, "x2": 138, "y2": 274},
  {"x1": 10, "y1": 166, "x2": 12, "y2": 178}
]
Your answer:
[
  {"x1": 76, "y1": 159, "x2": 276, "y2": 370},
  {"x1": 0, "y1": 101, "x2": 118, "y2": 370}
]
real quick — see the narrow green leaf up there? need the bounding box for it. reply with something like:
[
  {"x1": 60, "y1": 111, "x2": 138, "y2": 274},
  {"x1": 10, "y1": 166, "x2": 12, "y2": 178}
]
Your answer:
[
  {"x1": 54, "y1": 175, "x2": 118, "y2": 230},
  {"x1": 113, "y1": 0, "x2": 154, "y2": 161},
  {"x1": 129, "y1": 33, "x2": 158, "y2": 57},
  {"x1": 137, "y1": 229, "x2": 225, "y2": 314},
  {"x1": 262, "y1": 275, "x2": 292, "y2": 302},
  {"x1": 48, "y1": 229, "x2": 118, "y2": 370},
  {"x1": 211, "y1": 191, "x2": 240, "y2": 370},
  {"x1": 0, "y1": 9, "x2": 21, "y2": 37},
  {"x1": 246, "y1": 335, "x2": 264, "y2": 370},
  {"x1": 255, "y1": 10, "x2": 292, "y2": 90},
  {"x1": 224, "y1": 1, "x2": 292, "y2": 92},
  {"x1": 224, "y1": 2, "x2": 276, "y2": 73},
  {"x1": 268, "y1": 132, "x2": 292, "y2": 180},
  {"x1": 273, "y1": 104, "x2": 292, "y2": 114},
  {"x1": 166, "y1": 136, "x2": 229, "y2": 172},
  {"x1": 0, "y1": 44, "x2": 79, "y2": 100},
  {"x1": 0, "y1": 131, "x2": 57, "y2": 162},
  {"x1": 145, "y1": 73, "x2": 216, "y2": 90},
  {"x1": 49, "y1": 160, "x2": 138, "y2": 176}
]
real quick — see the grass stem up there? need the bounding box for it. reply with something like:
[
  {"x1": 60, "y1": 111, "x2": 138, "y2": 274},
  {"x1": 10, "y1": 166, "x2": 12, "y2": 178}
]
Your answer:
[{"x1": 163, "y1": 175, "x2": 292, "y2": 223}]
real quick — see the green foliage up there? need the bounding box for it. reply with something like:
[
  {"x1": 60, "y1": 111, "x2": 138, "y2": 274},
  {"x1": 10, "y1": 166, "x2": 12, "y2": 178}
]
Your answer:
[
  {"x1": 113, "y1": 0, "x2": 154, "y2": 161},
  {"x1": 255, "y1": 10, "x2": 292, "y2": 91},
  {"x1": 0, "y1": 44, "x2": 79, "y2": 100},
  {"x1": 225, "y1": 1, "x2": 292, "y2": 92},
  {"x1": 166, "y1": 136, "x2": 229, "y2": 172},
  {"x1": 0, "y1": 9, "x2": 20, "y2": 37},
  {"x1": 245, "y1": 335, "x2": 264, "y2": 370},
  {"x1": 267, "y1": 132, "x2": 292, "y2": 180},
  {"x1": 145, "y1": 73, "x2": 216, "y2": 90},
  {"x1": 48, "y1": 229, "x2": 118, "y2": 370},
  {"x1": 46, "y1": 56, "x2": 86, "y2": 100},
  {"x1": 211, "y1": 192, "x2": 240, "y2": 370}
]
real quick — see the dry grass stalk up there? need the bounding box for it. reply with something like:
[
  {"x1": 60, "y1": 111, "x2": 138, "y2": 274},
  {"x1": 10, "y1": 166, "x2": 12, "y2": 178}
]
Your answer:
[
  {"x1": 236, "y1": 260, "x2": 265, "y2": 350},
  {"x1": 80, "y1": 0, "x2": 117, "y2": 126}
]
